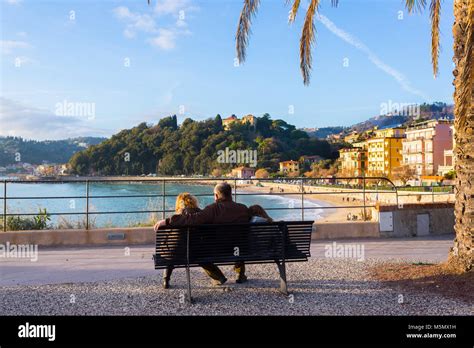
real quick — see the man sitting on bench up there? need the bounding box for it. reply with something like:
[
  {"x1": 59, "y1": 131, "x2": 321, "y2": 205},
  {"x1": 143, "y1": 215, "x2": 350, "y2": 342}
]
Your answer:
[{"x1": 155, "y1": 182, "x2": 251, "y2": 284}]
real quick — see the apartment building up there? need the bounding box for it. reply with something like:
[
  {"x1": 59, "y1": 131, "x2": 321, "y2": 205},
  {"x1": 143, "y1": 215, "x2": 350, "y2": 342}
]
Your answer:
[
  {"x1": 374, "y1": 126, "x2": 405, "y2": 138},
  {"x1": 367, "y1": 137, "x2": 404, "y2": 178},
  {"x1": 438, "y1": 124, "x2": 455, "y2": 175},
  {"x1": 338, "y1": 148, "x2": 368, "y2": 177},
  {"x1": 365, "y1": 126, "x2": 405, "y2": 178},
  {"x1": 402, "y1": 119, "x2": 453, "y2": 176}
]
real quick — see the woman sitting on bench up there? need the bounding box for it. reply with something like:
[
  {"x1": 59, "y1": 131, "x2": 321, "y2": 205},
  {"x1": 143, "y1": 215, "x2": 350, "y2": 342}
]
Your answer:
[
  {"x1": 161, "y1": 193, "x2": 227, "y2": 289},
  {"x1": 249, "y1": 204, "x2": 273, "y2": 223}
]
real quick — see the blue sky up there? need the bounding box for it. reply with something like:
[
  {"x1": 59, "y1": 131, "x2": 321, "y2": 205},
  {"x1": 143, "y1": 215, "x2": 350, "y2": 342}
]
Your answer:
[{"x1": 0, "y1": 0, "x2": 455, "y2": 140}]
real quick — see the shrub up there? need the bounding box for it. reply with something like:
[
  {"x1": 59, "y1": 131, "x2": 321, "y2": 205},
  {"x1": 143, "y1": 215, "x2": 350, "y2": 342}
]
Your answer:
[{"x1": 4, "y1": 208, "x2": 51, "y2": 231}]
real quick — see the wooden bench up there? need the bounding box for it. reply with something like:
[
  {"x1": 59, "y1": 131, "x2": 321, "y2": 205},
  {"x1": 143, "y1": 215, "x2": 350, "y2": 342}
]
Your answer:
[{"x1": 153, "y1": 221, "x2": 313, "y2": 303}]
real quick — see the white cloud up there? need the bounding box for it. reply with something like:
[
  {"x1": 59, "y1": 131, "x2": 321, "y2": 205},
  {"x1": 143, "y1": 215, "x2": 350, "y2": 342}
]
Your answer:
[
  {"x1": 16, "y1": 31, "x2": 27, "y2": 37},
  {"x1": 113, "y1": 1, "x2": 197, "y2": 51},
  {"x1": 154, "y1": 0, "x2": 191, "y2": 16},
  {"x1": 113, "y1": 6, "x2": 157, "y2": 38},
  {"x1": 147, "y1": 29, "x2": 176, "y2": 50},
  {"x1": 113, "y1": 6, "x2": 133, "y2": 19},
  {"x1": 0, "y1": 40, "x2": 31, "y2": 55},
  {"x1": 316, "y1": 14, "x2": 429, "y2": 100},
  {"x1": 5, "y1": 0, "x2": 22, "y2": 5},
  {"x1": 0, "y1": 98, "x2": 108, "y2": 140}
]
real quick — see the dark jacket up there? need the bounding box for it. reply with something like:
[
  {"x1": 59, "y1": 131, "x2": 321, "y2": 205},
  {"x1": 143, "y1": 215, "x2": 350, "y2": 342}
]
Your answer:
[{"x1": 166, "y1": 199, "x2": 251, "y2": 226}]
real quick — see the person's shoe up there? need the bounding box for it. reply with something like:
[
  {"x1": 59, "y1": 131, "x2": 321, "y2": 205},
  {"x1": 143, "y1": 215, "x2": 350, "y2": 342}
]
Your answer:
[
  {"x1": 211, "y1": 277, "x2": 227, "y2": 286},
  {"x1": 235, "y1": 275, "x2": 248, "y2": 284},
  {"x1": 162, "y1": 278, "x2": 170, "y2": 289}
]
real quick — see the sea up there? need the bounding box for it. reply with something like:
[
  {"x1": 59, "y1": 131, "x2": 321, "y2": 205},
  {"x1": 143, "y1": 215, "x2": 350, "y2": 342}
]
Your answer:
[{"x1": 0, "y1": 179, "x2": 325, "y2": 228}]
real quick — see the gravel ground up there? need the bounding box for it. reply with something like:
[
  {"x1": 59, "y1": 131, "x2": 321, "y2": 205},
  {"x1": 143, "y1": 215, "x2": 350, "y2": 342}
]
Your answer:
[{"x1": 0, "y1": 259, "x2": 472, "y2": 316}]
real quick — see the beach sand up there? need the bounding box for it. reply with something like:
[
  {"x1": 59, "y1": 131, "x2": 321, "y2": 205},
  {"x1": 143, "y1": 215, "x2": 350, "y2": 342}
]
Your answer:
[{"x1": 238, "y1": 181, "x2": 368, "y2": 223}]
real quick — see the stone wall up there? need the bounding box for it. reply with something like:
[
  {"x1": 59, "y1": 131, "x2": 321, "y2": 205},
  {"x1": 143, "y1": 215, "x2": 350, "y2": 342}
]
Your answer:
[{"x1": 377, "y1": 203, "x2": 455, "y2": 237}]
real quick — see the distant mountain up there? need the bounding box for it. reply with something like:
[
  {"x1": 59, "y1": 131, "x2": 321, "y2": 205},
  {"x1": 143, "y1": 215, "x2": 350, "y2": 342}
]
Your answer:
[
  {"x1": 349, "y1": 115, "x2": 411, "y2": 133},
  {"x1": 304, "y1": 127, "x2": 347, "y2": 139},
  {"x1": 303, "y1": 102, "x2": 454, "y2": 139},
  {"x1": 0, "y1": 136, "x2": 107, "y2": 166}
]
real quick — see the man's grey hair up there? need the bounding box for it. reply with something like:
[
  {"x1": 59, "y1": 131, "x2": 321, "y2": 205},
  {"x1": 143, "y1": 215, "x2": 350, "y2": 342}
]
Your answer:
[{"x1": 214, "y1": 182, "x2": 232, "y2": 200}]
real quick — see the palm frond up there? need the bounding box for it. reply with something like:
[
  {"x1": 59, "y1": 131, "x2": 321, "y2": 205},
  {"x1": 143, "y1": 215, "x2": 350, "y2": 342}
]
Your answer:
[
  {"x1": 300, "y1": 0, "x2": 320, "y2": 85},
  {"x1": 405, "y1": 0, "x2": 427, "y2": 13},
  {"x1": 288, "y1": 0, "x2": 301, "y2": 24},
  {"x1": 430, "y1": 0, "x2": 441, "y2": 78},
  {"x1": 236, "y1": 0, "x2": 260, "y2": 64},
  {"x1": 457, "y1": 0, "x2": 474, "y2": 129}
]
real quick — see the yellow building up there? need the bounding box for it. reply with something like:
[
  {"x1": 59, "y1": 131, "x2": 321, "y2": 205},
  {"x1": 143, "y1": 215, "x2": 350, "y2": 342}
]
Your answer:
[
  {"x1": 223, "y1": 114, "x2": 257, "y2": 130},
  {"x1": 222, "y1": 115, "x2": 238, "y2": 130},
  {"x1": 338, "y1": 148, "x2": 367, "y2": 177},
  {"x1": 241, "y1": 114, "x2": 257, "y2": 127},
  {"x1": 374, "y1": 126, "x2": 405, "y2": 138},
  {"x1": 279, "y1": 160, "x2": 300, "y2": 174},
  {"x1": 367, "y1": 137, "x2": 404, "y2": 178}
]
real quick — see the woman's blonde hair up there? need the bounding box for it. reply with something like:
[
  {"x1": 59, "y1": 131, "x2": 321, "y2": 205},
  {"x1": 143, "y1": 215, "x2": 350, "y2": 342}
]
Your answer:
[
  {"x1": 175, "y1": 192, "x2": 199, "y2": 214},
  {"x1": 249, "y1": 204, "x2": 273, "y2": 222}
]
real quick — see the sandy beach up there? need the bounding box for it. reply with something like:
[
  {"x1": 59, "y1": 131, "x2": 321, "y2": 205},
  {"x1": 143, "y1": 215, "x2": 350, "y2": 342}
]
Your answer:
[{"x1": 237, "y1": 181, "x2": 366, "y2": 223}]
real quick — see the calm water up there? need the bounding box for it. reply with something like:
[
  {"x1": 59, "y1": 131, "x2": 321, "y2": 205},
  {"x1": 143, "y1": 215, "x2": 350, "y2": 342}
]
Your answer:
[{"x1": 0, "y1": 181, "x2": 324, "y2": 228}]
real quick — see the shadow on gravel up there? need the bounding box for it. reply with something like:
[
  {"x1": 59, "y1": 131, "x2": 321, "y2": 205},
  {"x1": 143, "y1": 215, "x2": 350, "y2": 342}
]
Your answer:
[{"x1": 369, "y1": 263, "x2": 474, "y2": 304}]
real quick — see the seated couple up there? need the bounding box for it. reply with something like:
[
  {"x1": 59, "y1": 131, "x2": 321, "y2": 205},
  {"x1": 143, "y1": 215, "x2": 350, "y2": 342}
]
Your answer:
[{"x1": 154, "y1": 182, "x2": 272, "y2": 289}]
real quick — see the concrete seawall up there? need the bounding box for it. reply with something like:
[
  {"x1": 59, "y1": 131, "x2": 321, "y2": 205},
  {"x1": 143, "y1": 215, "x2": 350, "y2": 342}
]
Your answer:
[
  {"x1": 0, "y1": 224, "x2": 379, "y2": 246},
  {"x1": 0, "y1": 227, "x2": 155, "y2": 247},
  {"x1": 0, "y1": 202, "x2": 455, "y2": 247},
  {"x1": 312, "y1": 222, "x2": 379, "y2": 239}
]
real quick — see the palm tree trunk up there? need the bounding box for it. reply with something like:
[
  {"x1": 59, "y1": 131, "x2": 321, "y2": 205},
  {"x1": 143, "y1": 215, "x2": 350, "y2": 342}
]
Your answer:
[{"x1": 449, "y1": 0, "x2": 474, "y2": 272}]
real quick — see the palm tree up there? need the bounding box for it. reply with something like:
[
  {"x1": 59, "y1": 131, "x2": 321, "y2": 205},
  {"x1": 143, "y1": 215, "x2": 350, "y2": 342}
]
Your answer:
[{"x1": 235, "y1": 0, "x2": 473, "y2": 272}]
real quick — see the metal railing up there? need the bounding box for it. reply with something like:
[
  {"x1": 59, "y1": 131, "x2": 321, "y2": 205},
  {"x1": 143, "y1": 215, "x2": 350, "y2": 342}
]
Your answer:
[{"x1": 0, "y1": 176, "x2": 453, "y2": 231}]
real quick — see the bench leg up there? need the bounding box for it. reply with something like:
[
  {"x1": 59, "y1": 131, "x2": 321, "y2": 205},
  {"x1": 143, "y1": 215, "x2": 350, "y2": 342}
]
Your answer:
[
  {"x1": 276, "y1": 261, "x2": 289, "y2": 296},
  {"x1": 186, "y1": 265, "x2": 193, "y2": 304}
]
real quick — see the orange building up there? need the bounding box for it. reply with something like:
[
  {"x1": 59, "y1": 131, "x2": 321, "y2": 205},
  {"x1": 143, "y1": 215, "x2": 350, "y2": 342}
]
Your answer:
[{"x1": 279, "y1": 160, "x2": 300, "y2": 174}]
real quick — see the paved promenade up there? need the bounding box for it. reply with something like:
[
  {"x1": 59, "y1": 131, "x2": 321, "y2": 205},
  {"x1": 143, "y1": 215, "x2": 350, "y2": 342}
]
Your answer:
[{"x1": 0, "y1": 236, "x2": 453, "y2": 286}]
